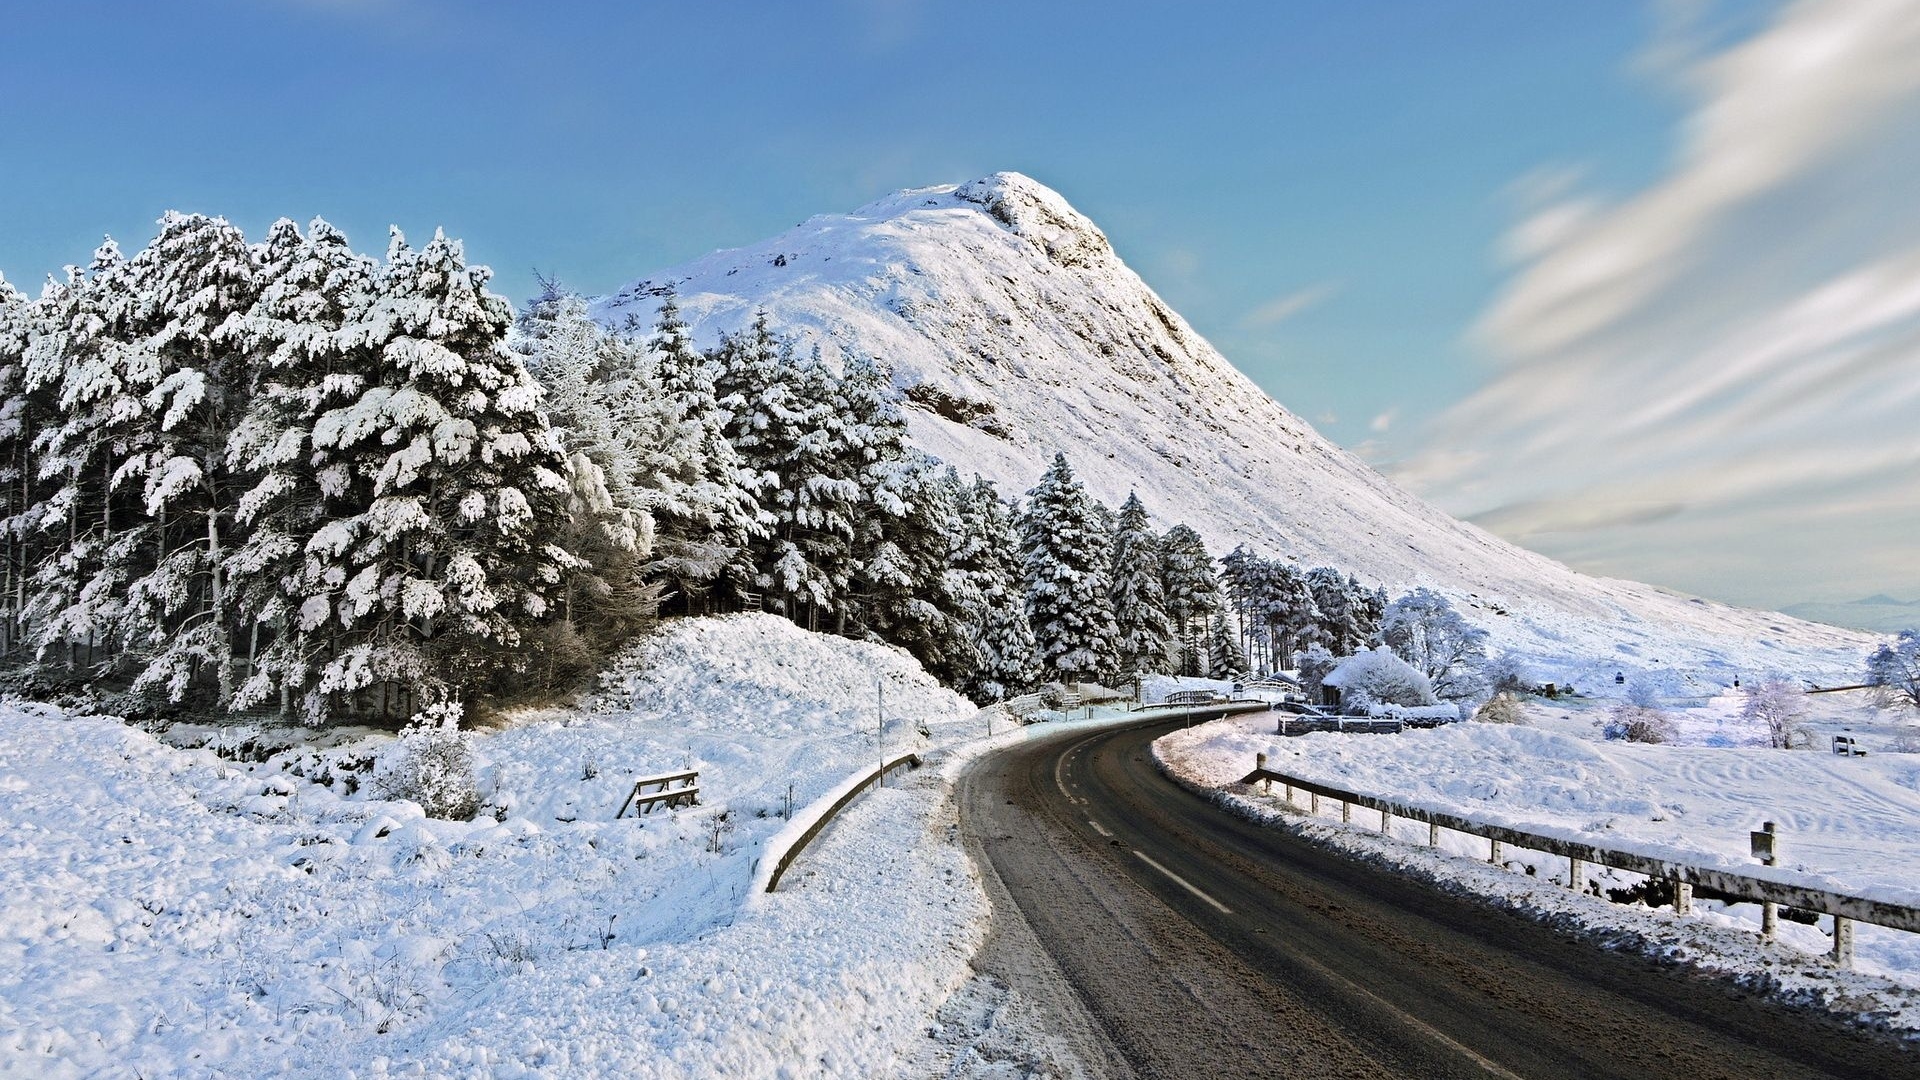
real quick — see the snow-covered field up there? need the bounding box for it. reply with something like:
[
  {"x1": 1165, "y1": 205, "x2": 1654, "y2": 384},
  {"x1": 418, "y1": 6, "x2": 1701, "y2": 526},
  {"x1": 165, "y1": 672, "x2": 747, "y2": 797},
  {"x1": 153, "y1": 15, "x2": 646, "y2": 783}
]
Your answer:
[
  {"x1": 1155, "y1": 701, "x2": 1920, "y2": 1023},
  {"x1": 0, "y1": 614, "x2": 1081, "y2": 1079}
]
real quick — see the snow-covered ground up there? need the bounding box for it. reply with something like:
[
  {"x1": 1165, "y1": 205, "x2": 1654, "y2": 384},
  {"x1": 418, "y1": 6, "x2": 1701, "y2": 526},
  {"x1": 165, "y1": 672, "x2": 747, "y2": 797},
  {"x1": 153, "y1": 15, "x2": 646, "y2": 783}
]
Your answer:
[
  {"x1": 1155, "y1": 699, "x2": 1920, "y2": 1027},
  {"x1": 0, "y1": 614, "x2": 1106, "y2": 1079}
]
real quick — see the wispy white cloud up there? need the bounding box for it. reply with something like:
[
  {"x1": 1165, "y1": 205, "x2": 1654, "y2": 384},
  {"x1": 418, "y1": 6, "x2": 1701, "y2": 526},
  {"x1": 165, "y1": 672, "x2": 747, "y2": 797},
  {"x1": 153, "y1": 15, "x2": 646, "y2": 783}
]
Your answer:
[
  {"x1": 1240, "y1": 281, "x2": 1339, "y2": 329},
  {"x1": 1369, "y1": 407, "x2": 1398, "y2": 434},
  {"x1": 1400, "y1": 0, "x2": 1920, "y2": 607}
]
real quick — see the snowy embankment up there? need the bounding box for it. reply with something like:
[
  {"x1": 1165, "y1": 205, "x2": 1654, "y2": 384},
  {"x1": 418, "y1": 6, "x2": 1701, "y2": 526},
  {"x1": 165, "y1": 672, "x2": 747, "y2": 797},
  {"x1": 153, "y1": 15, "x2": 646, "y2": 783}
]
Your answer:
[
  {"x1": 1156, "y1": 713, "x2": 1920, "y2": 1029},
  {"x1": 0, "y1": 614, "x2": 1051, "y2": 1078}
]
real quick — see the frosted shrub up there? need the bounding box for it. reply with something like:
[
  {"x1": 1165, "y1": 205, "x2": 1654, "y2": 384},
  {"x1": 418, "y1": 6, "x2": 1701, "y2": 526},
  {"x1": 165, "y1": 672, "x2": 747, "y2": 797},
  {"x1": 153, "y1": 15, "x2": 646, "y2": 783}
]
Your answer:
[
  {"x1": 1325, "y1": 646, "x2": 1437, "y2": 711},
  {"x1": 1475, "y1": 692, "x2": 1528, "y2": 725},
  {"x1": 372, "y1": 702, "x2": 480, "y2": 819},
  {"x1": 1741, "y1": 679, "x2": 1807, "y2": 749},
  {"x1": 1601, "y1": 703, "x2": 1675, "y2": 744}
]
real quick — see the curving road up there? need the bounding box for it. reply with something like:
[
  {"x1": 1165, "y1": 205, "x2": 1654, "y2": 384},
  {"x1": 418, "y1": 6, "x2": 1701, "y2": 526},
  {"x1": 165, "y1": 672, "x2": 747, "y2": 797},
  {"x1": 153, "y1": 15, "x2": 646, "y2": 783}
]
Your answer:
[{"x1": 957, "y1": 715, "x2": 1918, "y2": 1079}]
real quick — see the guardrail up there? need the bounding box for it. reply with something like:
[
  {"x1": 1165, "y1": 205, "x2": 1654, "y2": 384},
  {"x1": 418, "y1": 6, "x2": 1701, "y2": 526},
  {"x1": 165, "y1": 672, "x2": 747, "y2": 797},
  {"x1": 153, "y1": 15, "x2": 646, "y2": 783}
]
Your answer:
[
  {"x1": 1237, "y1": 764, "x2": 1920, "y2": 968},
  {"x1": 764, "y1": 752, "x2": 922, "y2": 893}
]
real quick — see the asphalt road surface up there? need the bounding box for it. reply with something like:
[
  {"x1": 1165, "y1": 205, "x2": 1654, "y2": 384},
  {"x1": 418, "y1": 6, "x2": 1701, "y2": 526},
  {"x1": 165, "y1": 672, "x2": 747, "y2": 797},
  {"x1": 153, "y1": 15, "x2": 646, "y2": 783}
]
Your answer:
[{"x1": 958, "y1": 715, "x2": 1919, "y2": 1079}]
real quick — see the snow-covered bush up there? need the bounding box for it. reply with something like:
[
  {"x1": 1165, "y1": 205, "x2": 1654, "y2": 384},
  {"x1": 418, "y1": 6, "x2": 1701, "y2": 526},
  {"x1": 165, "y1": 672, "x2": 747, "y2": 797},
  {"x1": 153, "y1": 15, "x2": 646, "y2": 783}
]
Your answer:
[
  {"x1": 372, "y1": 703, "x2": 480, "y2": 819},
  {"x1": 1323, "y1": 646, "x2": 1436, "y2": 712},
  {"x1": 1475, "y1": 691, "x2": 1528, "y2": 725},
  {"x1": 1742, "y1": 679, "x2": 1808, "y2": 749},
  {"x1": 1483, "y1": 650, "x2": 1532, "y2": 696},
  {"x1": 1296, "y1": 643, "x2": 1338, "y2": 702},
  {"x1": 1600, "y1": 703, "x2": 1675, "y2": 744}
]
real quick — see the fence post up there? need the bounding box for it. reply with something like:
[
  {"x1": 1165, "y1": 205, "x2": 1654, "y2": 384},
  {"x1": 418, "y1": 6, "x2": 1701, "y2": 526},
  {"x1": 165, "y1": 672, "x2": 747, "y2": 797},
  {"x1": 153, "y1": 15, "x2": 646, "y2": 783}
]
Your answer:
[
  {"x1": 1568, "y1": 857, "x2": 1583, "y2": 891},
  {"x1": 1310, "y1": 792, "x2": 1319, "y2": 816},
  {"x1": 1489, "y1": 839, "x2": 1503, "y2": 864},
  {"x1": 1673, "y1": 880, "x2": 1692, "y2": 916},
  {"x1": 1761, "y1": 902, "x2": 1778, "y2": 940},
  {"x1": 1256, "y1": 753, "x2": 1268, "y2": 793},
  {"x1": 1428, "y1": 821, "x2": 1439, "y2": 847},
  {"x1": 1832, "y1": 916, "x2": 1854, "y2": 968},
  {"x1": 1341, "y1": 799, "x2": 1351, "y2": 824},
  {"x1": 1380, "y1": 808, "x2": 1390, "y2": 834}
]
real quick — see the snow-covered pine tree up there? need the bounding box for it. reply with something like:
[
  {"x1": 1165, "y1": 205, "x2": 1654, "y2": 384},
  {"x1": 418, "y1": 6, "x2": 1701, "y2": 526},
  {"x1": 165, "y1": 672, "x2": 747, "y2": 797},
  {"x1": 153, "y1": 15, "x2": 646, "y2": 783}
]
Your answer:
[
  {"x1": 1351, "y1": 577, "x2": 1386, "y2": 649},
  {"x1": 1270, "y1": 560, "x2": 1321, "y2": 666},
  {"x1": 512, "y1": 291, "x2": 657, "y2": 668},
  {"x1": 1108, "y1": 491, "x2": 1171, "y2": 684},
  {"x1": 22, "y1": 240, "x2": 146, "y2": 680},
  {"x1": 112, "y1": 213, "x2": 263, "y2": 707},
  {"x1": 716, "y1": 317, "x2": 846, "y2": 624},
  {"x1": 1306, "y1": 566, "x2": 1358, "y2": 656},
  {"x1": 1158, "y1": 523, "x2": 1219, "y2": 676},
  {"x1": 1206, "y1": 611, "x2": 1243, "y2": 679},
  {"x1": 296, "y1": 227, "x2": 571, "y2": 722},
  {"x1": 1019, "y1": 453, "x2": 1118, "y2": 686},
  {"x1": 857, "y1": 456, "x2": 975, "y2": 684},
  {"x1": 643, "y1": 292, "x2": 761, "y2": 612},
  {"x1": 953, "y1": 474, "x2": 1036, "y2": 701},
  {"x1": 0, "y1": 274, "x2": 47, "y2": 657},
  {"x1": 222, "y1": 217, "x2": 383, "y2": 716}
]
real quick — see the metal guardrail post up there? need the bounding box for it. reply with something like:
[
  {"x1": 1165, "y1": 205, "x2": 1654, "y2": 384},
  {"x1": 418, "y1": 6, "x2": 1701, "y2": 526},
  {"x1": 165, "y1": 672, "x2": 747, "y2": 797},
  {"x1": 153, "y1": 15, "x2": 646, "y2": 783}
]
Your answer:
[
  {"x1": 1569, "y1": 857, "x2": 1583, "y2": 892},
  {"x1": 1674, "y1": 881, "x2": 1692, "y2": 916},
  {"x1": 1833, "y1": 917, "x2": 1854, "y2": 968},
  {"x1": 1489, "y1": 838, "x2": 1503, "y2": 864}
]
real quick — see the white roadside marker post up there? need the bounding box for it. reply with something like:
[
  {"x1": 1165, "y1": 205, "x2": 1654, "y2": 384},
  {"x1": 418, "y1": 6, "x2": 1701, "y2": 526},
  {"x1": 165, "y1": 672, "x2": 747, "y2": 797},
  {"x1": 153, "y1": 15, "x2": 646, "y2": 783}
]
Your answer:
[{"x1": 1751, "y1": 821, "x2": 1779, "y2": 941}]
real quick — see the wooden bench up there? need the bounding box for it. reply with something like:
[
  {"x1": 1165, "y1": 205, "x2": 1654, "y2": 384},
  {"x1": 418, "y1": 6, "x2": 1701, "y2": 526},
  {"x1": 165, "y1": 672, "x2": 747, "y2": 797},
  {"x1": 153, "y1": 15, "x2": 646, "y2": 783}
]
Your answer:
[
  {"x1": 1833, "y1": 735, "x2": 1868, "y2": 758},
  {"x1": 1056, "y1": 692, "x2": 1084, "y2": 712},
  {"x1": 617, "y1": 769, "x2": 700, "y2": 818}
]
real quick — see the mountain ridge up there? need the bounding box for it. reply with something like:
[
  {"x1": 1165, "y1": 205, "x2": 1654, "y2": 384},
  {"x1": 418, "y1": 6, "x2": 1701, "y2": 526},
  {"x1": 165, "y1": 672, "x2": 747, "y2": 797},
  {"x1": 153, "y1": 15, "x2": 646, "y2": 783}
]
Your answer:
[{"x1": 593, "y1": 172, "x2": 1873, "y2": 684}]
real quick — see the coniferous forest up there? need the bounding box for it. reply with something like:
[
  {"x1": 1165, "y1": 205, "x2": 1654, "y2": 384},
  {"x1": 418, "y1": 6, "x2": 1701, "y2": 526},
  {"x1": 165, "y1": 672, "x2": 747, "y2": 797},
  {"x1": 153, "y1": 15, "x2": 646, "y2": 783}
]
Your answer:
[{"x1": 0, "y1": 213, "x2": 1457, "y2": 727}]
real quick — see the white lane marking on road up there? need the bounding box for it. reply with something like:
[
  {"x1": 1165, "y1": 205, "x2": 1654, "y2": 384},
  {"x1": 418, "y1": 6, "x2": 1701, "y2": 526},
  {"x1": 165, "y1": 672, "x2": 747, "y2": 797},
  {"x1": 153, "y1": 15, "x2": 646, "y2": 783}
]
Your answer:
[
  {"x1": 1133, "y1": 850, "x2": 1233, "y2": 915},
  {"x1": 1054, "y1": 744, "x2": 1078, "y2": 803},
  {"x1": 1088, "y1": 819, "x2": 1113, "y2": 838}
]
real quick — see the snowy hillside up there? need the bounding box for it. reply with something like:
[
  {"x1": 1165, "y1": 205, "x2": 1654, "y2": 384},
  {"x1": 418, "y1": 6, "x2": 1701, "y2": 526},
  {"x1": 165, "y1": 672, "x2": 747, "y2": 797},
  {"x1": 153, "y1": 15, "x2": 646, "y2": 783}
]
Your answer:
[{"x1": 594, "y1": 173, "x2": 1873, "y2": 683}]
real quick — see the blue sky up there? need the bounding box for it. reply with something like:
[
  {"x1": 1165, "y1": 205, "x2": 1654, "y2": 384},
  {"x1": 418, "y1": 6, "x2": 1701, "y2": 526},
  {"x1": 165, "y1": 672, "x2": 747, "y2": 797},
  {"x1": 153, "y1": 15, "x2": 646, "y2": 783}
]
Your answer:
[{"x1": 4, "y1": 1, "x2": 1916, "y2": 611}]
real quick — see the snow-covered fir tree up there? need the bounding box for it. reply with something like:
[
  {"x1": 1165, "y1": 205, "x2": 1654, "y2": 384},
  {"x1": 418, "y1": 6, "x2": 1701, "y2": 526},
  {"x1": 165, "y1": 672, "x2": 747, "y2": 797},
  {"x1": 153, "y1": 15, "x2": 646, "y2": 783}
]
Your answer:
[
  {"x1": 1306, "y1": 566, "x2": 1359, "y2": 656},
  {"x1": 641, "y1": 293, "x2": 762, "y2": 612},
  {"x1": 23, "y1": 240, "x2": 145, "y2": 680},
  {"x1": 223, "y1": 217, "x2": 382, "y2": 716},
  {"x1": 854, "y1": 456, "x2": 975, "y2": 686},
  {"x1": 1019, "y1": 453, "x2": 1117, "y2": 685},
  {"x1": 1107, "y1": 491, "x2": 1171, "y2": 682},
  {"x1": 1158, "y1": 523, "x2": 1218, "y2": 676},
  {"x1": 113, "y1": 213, "x2": 262, "y2": 706},
  {"x1": 952, "y1": 474, "x2": 1036, "y2": 701},
  {"x1": 0, "y1": 273, "x2": 42, "y2": 657},
  {"x1": 292, "y1": 227, "x2": 572, "y2": 721},
  {"x1": 1206, "y1": 611, "x2": 1242, "y2": 679}
]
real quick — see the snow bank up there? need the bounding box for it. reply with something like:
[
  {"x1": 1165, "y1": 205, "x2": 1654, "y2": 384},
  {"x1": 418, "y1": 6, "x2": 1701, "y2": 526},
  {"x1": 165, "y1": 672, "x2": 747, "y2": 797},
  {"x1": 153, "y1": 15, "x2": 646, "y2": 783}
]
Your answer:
[
  {"x1": 1157, "y1": 714, "x2": 1920, "y2": 994},
  {"x1": 0, "y1": 614, "x2": 1007, "y2": 1078}
]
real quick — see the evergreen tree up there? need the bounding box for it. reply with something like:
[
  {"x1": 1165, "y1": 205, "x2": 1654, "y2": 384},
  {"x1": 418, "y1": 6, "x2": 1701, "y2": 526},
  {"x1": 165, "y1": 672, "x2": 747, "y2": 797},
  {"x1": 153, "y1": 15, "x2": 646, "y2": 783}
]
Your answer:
[
  {"x1": 1019, "y1": 453, "x2": 1117, "y2": 685},
  {"x1": 1108, "y1": 491, "x2": 1171, "y2": 681},
  {"x1": 292, "y1": 228, "x2": 571, "y2": 721},
  {"x1": 1306, "y1": 566, "x2": 1358, "y2": 656},
  {"x1": 24, "y1": 241, "x2": 145, "y2": 679},
  {"x1": 1158, "y1": 523, "x2": 1218, "y2": 676},
  {"x1": 858, "y1": 457, "x2": 974, "y2": 683},
  {"x1": 0, "y1": 273, "x2": 47, "y2": 657},
  {"x1": 223, "y1": 217, "x2": 382, "y2": 716},
  {"x1": 643, "y1": 293, "x2": 761, "y2": 611},
  {"x1": 113, "y1": 213, "x2": 263, "y2": 706},
  {"x1": 1206, "y1": 611, "x2": 1242, "y2": 679},
  {"x1": 953, "y1": 475, "x2": 1035, "y2": 701}
]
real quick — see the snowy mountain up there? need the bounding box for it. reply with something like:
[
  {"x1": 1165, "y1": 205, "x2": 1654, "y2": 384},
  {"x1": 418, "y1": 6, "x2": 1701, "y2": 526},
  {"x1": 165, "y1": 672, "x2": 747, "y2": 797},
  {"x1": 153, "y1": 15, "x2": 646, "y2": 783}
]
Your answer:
[{"x1": 593, "y1": 172, "x2": 1873, "y2": 683}]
